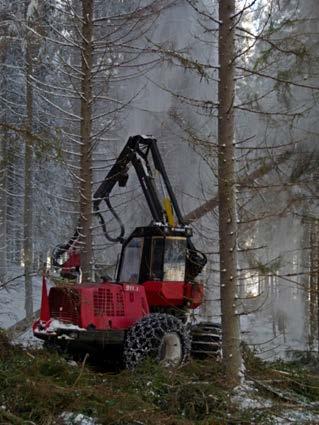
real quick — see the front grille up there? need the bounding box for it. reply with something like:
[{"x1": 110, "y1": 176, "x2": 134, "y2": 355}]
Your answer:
[
  {"x1": 49, "y1": 287, "x2": 80, "y2": 324},
  {"x1": 94, "y1": 288, "x2": 114, "y2": 316},
  {"x1": 115, "y1": 292, "x2": 125, "y2": 316},
  {"x1": 94, "y1": 288, "x2": 125, "y2": 317}
]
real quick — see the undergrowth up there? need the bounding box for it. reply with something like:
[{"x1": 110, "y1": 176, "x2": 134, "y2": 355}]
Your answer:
[
  {"x1": 243, "y1": 342, "x2": 319, "y2": 402},
  {"x1": 0, "y1": 332, "x2": 318, "y2": 425}
]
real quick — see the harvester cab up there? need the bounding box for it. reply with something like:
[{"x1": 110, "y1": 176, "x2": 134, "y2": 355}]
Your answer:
[{"x1": 33, "y1": 135, "x2": 221, "y2": 367}]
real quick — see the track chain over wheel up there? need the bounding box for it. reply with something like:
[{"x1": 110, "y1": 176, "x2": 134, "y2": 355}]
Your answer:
[
  {"x1": 191, "y1": 322, "x2": 222, "y2": 358},
  {"x1": 123, "y1": 313, "x2": 191, "y2": 369}
]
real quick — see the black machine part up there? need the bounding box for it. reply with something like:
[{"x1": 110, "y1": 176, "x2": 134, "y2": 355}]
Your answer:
[
  {"x1": 93, "y1": 135, "x2": 186, "y2": 240},
  {"x1": 51, "y1": 231, "x2": 79, "y2": 268},
  {"x1": 123, "y1": 313, "x2": 191, "y2": 369},
  {"x1": 191, "y1": 322, "x2": 222, "y2": 357},
  {"x1": 52, "y1": 135, "x2": 207, "y2": 281},
  {"x1": 116, "y1": 225, "x2": 205, "y2": 284}
]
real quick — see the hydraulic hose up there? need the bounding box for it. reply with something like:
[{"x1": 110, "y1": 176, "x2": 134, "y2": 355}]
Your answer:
[
  {"x1": 185, "y1": 241, "x2": 207, "y2": 281},
  {"x1": 94, "y1": 196, "x2": 125, "y2": 243},
  {"x1": 51, "y1": 228, "x2": 79, "y2": 267}
]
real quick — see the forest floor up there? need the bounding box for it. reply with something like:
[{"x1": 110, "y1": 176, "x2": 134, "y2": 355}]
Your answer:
[{"x1": 0, "y1": 332, "x2": 319, "y2": 425}]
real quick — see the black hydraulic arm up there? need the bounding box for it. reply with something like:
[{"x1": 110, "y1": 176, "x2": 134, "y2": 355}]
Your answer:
[
  {"x1": 93, "y1": 135, "x2": 186, "y2": 242},
  {"x1": 53, "y1": 135, "x2": 170, "y2": 264},
  {"x1": 144, "y1": 139, "x2": 207, "y2": 269},
  {"x1": 51, "y1": 230, "x2": 79, "y2": 268},
  {"x1": 93, "y1": 135, "x2": 207, "y2": 280}
]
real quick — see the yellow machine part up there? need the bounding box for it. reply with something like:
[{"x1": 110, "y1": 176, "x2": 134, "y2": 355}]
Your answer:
[{"x1": 163, "y1": 197, "x2": 175, "y2": 226}]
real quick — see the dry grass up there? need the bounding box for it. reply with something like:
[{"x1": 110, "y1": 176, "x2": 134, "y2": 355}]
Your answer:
[{"x1": 0, "y1": 333, "x2": 318, "y2": 424}]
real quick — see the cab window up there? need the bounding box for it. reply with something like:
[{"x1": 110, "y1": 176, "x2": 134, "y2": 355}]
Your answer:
[
  {"x1": 119, "y1": 238, "x2": 143, "y2": 283},
  {"x1": 163, "y1": 238, "x2": 186, "y2": 282}
]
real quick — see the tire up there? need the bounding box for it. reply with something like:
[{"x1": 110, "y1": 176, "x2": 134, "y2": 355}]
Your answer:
[
  {"x1": 123, "y1": 313, "x2": 191, "y2": 369},
  {"x1": 191, "y1": 322, "x2": 222, "y2": 358}
]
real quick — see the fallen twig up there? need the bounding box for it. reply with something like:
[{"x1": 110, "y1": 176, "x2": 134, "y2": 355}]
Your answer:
[
  {"x1": 247, "y1": 375, "x2": 311, "y2": 407},
  {"x1": 0, "y1": 409, "x2": 36, "y2": 425},
  {"x1": 72, "y1": 353, "x2": 89, "y2": 388}
]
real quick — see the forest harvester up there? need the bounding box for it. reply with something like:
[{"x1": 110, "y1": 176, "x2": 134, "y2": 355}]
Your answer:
[{"x1": 33, "y1": 135, "x2": 221, "y2": 367}]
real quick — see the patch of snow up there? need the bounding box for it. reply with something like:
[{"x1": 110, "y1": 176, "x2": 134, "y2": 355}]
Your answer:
[
  {"x1": 232, "y1": 381, "x2": 273, "y2": 410},
  {"x1": 232, "y1": 380, "x2": 319, "y2": 424},
  {"x1": 46, "y1": 319, "x2": 86, "y2": 332},
  {"x1": 272, "y1": 409, "x2": 319, "y2": 424},
  {"x1": 27, "y1": 0, "x2": 38, "y2": 19},
  {"x1": 61, "y1": 412, "x2": 98, "y2": 425},
  {"x1": 14, "y1": 328, "x2": 43, "y2": 348}
]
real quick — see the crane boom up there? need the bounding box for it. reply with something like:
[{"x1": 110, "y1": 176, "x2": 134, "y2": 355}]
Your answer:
[
  {"x1": 93, "y1": 135, "x2": 187, "y2": 242},
  {"x1": 52, "y1": 135, "x2": 206, "y2": 280}
]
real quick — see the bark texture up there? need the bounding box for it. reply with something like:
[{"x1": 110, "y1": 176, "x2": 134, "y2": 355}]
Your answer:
[
  {"x1": 301, "y1": 217, "x2": 310, "y2": 347},
  {"x1": 0, "y1": 136, "x2": 7, "y2": 283},
  {"x1": 309, "y1": 219, "x2": 319, "y2": 350},
  {"x1": 79, "y1": 0, "x2": 94, "y2": 281},
  {"x1": 0, "y1": 47, "x2": 8, "y2": 283},
  {"x1": 23, "y1": 4, "x2": 34, "y2": 318},
  {"x1": 218, "y1": 0, "x2": 241, "y2": 386}
]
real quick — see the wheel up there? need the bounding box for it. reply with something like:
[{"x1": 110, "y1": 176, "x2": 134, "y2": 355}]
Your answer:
[
  {"x1": 191, "y1": 322, "x2": 222, "y2": 358},
  {"x1": 123, "y1": 313, "x2": 191, "y2": 369}
]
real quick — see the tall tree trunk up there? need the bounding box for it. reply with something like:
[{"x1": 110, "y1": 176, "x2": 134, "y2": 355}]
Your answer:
[
  {"x1": 316, "y1": 222, "x2": 319, "y2": 353},
  {"x1": 0, "y1": 46, "x2": 8, "y2": 283},
  {"x1": 309, "y1": 219, "x2": 319, "y2": 351},
  {"x1": 270, "y1": 275, "x2": 277, "y2": 338},
  {"x1": 0, "y1": 137, "x2": 8, "y2": 283},
  {"x1": 24, "y1": 26, "x2": 34, "y2": 319},
  {"x1": 79, "y1": 0, "x2": 94, "y2": 281},
  {"x1": 309, "y1": 219, "x2": 318, "y2": 351},
  {"x1": 218, "y1": 0, "x2": 241, "y2": 386},
  {"x1": 301, "y1": 218, "x2": 310, "y2": 348}
]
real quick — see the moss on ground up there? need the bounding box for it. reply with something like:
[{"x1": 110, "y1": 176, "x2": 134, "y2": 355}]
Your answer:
[{"x1": 0, "y1": 332, "x2": 318, "y2": 425}]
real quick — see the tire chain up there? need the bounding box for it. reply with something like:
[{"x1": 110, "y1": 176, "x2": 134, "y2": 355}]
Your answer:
[
  {"x1": 123, "y1": 313, "x2": 191, "y2": 369},
  {"x1": 191, "y1": 322, "x2": 222, "y2": 357}
]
